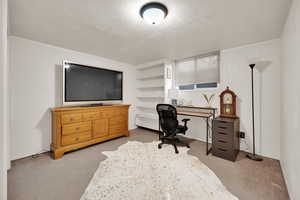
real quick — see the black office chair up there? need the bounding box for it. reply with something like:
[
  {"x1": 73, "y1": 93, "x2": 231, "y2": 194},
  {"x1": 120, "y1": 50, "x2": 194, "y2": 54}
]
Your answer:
[{"x1": 156, "y1": 104, "x2": 190, "y2": 154}]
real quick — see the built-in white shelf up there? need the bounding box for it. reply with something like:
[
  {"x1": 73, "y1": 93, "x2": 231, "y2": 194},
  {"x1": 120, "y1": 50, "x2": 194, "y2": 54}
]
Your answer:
[
  {"x1": 135, "y1": 59, "x2": 172, "y2": 131},
  {"x1": 136, "y1": 74, "x2": 164, "y2": 80},
  {"x1": 136, "y1": 60, "x2": 166, "y2": 71},
  {"x1": 136, "y1": 105, "x2": 156, "y2": 110},
  {"x1": 137, "y1": 96, "x2": 164, "y2": 99},
  {"x1": 136, "y1": 118, "x2": 159, "y2": 131},
  {"x1": 136, "y1": 112, "x2": 159, "y2": 120},
  {"x1": 137, "y1": 85, "x2": 164, "y2": 90}
]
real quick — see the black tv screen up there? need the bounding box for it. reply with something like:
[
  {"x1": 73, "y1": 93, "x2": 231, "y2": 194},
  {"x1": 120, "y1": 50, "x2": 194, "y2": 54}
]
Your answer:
[{"x1": 64, "y1": 62, "x2": 123, "y2": 102}]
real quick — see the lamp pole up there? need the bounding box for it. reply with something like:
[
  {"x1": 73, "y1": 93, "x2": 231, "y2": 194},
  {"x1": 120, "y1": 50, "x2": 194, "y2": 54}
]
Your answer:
[{"x1": 246, "y1": 64, "x2": 263, "y2": 161}]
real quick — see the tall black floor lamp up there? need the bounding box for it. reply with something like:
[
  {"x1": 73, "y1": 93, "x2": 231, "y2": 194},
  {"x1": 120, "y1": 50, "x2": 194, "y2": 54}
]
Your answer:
[{"x1": 246, "y1": 64, "x2": 263, "y2": 161}]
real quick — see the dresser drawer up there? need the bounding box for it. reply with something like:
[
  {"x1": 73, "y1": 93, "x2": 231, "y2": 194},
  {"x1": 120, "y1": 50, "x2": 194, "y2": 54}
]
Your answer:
[
  {"x1": 101, "y1": 111, "x2": 115, "y2": 118},
  {"x1": 109, "y1": 124, "x2": 127, "y2": 135},
  {"x1": 110, "y1": 116, "x2": 127, "y2": 125},
  {"x1": 62, "y1": 113, "x2": 82, "y2": 124},
  {"x1": 212, "y1": 138, "x2": 232, "y2": 149},
  {"x1": 61, "y1": 131, "x2": 92, "y2": 146},
  {"x1": 213, "y1": 126, "x2": 233, "y2": 135},
  {"x1": 213, "y1": 128, "x2": 232, "y2": 140},
  {"x1": 212, "y1": 147, "x2": 235, "y2": 161},
  {"x1": 116, "y1": 110, "x2": 128, "y2": 117},
  {"x1": 214, "y1": 120, "x2": 233, "y2": 129},
  {"x1": 62, "y1": 122, "x2": 91, "y2": 136},
  {"x1": 83, "y1": 112, "x2": 99, "y2": 121}
]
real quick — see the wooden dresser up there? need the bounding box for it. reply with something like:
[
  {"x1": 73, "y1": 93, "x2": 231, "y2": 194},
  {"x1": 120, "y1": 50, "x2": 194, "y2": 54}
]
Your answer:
[
  {"x1": 212, "y1": 117, "x2": 240, "y2": 161},
  {"x1": 51, "y1": 104, "x2": 130, "y2": 159}
]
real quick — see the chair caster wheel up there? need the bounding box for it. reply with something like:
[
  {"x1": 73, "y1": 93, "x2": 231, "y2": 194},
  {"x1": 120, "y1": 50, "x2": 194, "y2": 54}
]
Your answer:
[
  {"x1": 158, "y1": 145, "x2": 162, "y2": 149},
  {"x1": 175, "y1": 151, "x2": 179, "y2": 154},
  {"x1": 187, "y1": 145, "x2": 190, "y2": 148}
]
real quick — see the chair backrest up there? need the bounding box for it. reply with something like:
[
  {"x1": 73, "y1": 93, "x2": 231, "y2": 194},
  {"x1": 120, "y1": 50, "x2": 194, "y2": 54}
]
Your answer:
[{"x1": 156, "y1": 104, "x2": 178, "y2": 135}]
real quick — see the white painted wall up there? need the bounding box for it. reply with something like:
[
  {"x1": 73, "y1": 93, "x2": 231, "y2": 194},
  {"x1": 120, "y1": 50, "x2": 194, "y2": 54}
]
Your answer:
[
  {"x1": 280, "y1": 0, "x2": 300, "y2": 199},
  {"x1": 0, "y1": 0, "x2": 8, "y2": 199},
  {"x1": 177, "y1": 39, "x2": 281, "y2": 159},
  {"x1": 9, "y1": 36, "x2": 137, "y2": 160}
]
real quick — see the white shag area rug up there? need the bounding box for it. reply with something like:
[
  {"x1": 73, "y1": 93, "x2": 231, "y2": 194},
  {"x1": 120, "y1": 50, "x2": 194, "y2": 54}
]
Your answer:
[{"x1": 80, "y1": 141, "x2": 238, "y2": 200}]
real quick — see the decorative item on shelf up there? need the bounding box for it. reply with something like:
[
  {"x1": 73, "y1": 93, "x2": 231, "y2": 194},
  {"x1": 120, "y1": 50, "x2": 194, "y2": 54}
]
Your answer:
[
  {"x1": 168, "y1": 89, "x2": 179, "y2": 106},
  {"x1": 171, "y1": 99, "x2": 177, "y2": 106},
  {"x1": 177, "y1": 99, "x2": 184, "y2": 106},
  {"x1": 219, "y1": 87, "x2": 237, "y2": 118},
  {"x1": 202, "y1": 93, "x2": 215, "y2": 108}
]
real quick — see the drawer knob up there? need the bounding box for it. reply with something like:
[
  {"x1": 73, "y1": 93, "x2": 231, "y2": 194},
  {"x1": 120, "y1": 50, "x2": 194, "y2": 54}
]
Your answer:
[
  {"x1": 70, "y1": 118, "x2": 74, "y2": 121},
  {"x1": 76, "y1": 127, "x2": 80, "y2": 130},
  {"x1": 76, "y1": 137, "x2": 79, "y2": 141}
]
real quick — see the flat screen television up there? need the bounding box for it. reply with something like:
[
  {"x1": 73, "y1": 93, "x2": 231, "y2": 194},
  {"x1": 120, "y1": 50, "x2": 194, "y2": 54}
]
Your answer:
[{"x1": 63, "y1": 61, "x2": 123, "y2": 104}]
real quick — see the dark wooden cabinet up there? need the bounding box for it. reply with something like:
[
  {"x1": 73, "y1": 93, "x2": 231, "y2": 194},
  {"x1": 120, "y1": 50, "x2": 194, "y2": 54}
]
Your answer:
[{"x1": 212, "y1": 117, "x2": 240, "y2": 161}]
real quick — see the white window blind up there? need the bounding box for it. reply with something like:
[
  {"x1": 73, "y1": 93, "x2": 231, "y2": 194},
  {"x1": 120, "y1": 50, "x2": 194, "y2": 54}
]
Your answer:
[
  {"x1": 196, "y1": 54, "x2": 219, "y2": 84},
  {"x1": 175, "y1": 58, "x2": 195, "y2": 85},
  {"x1": 175, "y1": 52, "x2": 220, "y2": 87}
]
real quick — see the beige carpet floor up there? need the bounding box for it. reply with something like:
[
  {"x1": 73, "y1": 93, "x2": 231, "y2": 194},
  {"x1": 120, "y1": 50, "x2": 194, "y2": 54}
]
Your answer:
[{"x1": 8, "y1": 128, "x2": 289, "y2": 200}]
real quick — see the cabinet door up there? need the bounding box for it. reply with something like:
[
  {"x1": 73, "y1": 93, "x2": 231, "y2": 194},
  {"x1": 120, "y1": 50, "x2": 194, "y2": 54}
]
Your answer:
[{"x1": 93, "y1": 119, "x2": 109, "y2": 138}]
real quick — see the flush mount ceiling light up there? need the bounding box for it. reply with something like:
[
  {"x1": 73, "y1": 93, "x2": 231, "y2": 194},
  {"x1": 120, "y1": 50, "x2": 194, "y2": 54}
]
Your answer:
[{"x1": 140, "y1": 2, "x2": 168, "y2": 25}]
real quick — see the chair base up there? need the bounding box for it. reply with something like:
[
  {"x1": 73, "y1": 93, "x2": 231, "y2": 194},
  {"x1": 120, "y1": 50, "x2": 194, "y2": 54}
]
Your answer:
[{"x1": 158, "y1": 137, "x2": 190, "y2": 154}]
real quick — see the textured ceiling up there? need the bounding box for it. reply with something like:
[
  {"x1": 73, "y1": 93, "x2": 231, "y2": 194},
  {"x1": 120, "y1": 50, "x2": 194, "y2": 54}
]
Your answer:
[{"x1": 9, "y1": 0, "x2": 291, "y2": 65}]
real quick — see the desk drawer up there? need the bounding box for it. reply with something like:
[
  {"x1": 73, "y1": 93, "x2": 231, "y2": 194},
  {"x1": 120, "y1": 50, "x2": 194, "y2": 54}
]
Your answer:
[
  {"x1": 62, "y1": 122, "x2": 91, "y2": 136},
  {"x1": 61, "y1": 131, "x2": 91, "y2": 146}
]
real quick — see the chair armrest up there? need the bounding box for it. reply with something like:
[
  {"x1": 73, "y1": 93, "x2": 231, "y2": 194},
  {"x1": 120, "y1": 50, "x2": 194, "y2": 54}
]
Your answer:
[{"x1": 182, "y1": 119, "x2": 190, "y2": 128}]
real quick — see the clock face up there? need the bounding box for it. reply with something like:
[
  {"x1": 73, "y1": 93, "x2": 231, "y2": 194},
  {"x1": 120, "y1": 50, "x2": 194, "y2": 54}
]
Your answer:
[
  {"x1": 223, "y1": 93, "x2": 233, "y2": 104},
  {"x1": 224, "y1": 104, "x2": 232, "y2": 114}
]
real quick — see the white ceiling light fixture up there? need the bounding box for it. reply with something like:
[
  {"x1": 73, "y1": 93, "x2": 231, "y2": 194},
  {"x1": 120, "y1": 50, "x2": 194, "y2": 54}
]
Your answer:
[{"x1": 140, "y1": 2, "x2": 168, "y2": 25}]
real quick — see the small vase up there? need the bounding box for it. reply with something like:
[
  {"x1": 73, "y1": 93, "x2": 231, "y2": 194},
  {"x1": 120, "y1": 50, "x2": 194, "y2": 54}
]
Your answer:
[{"x1": 206, "y1": 102, "x2": 212, "y2": 108}]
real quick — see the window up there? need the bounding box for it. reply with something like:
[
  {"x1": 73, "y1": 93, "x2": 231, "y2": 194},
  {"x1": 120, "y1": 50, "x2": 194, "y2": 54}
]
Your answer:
[
  {"x1": 196, "y1": 82, "x2": 218, "y2": 89},
  {"x1": 178, "y1": 84, "x2": 195, "y2": 90},
  {"x1": 175, "y1": 51, "x2": 220, "y2": 90}
]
